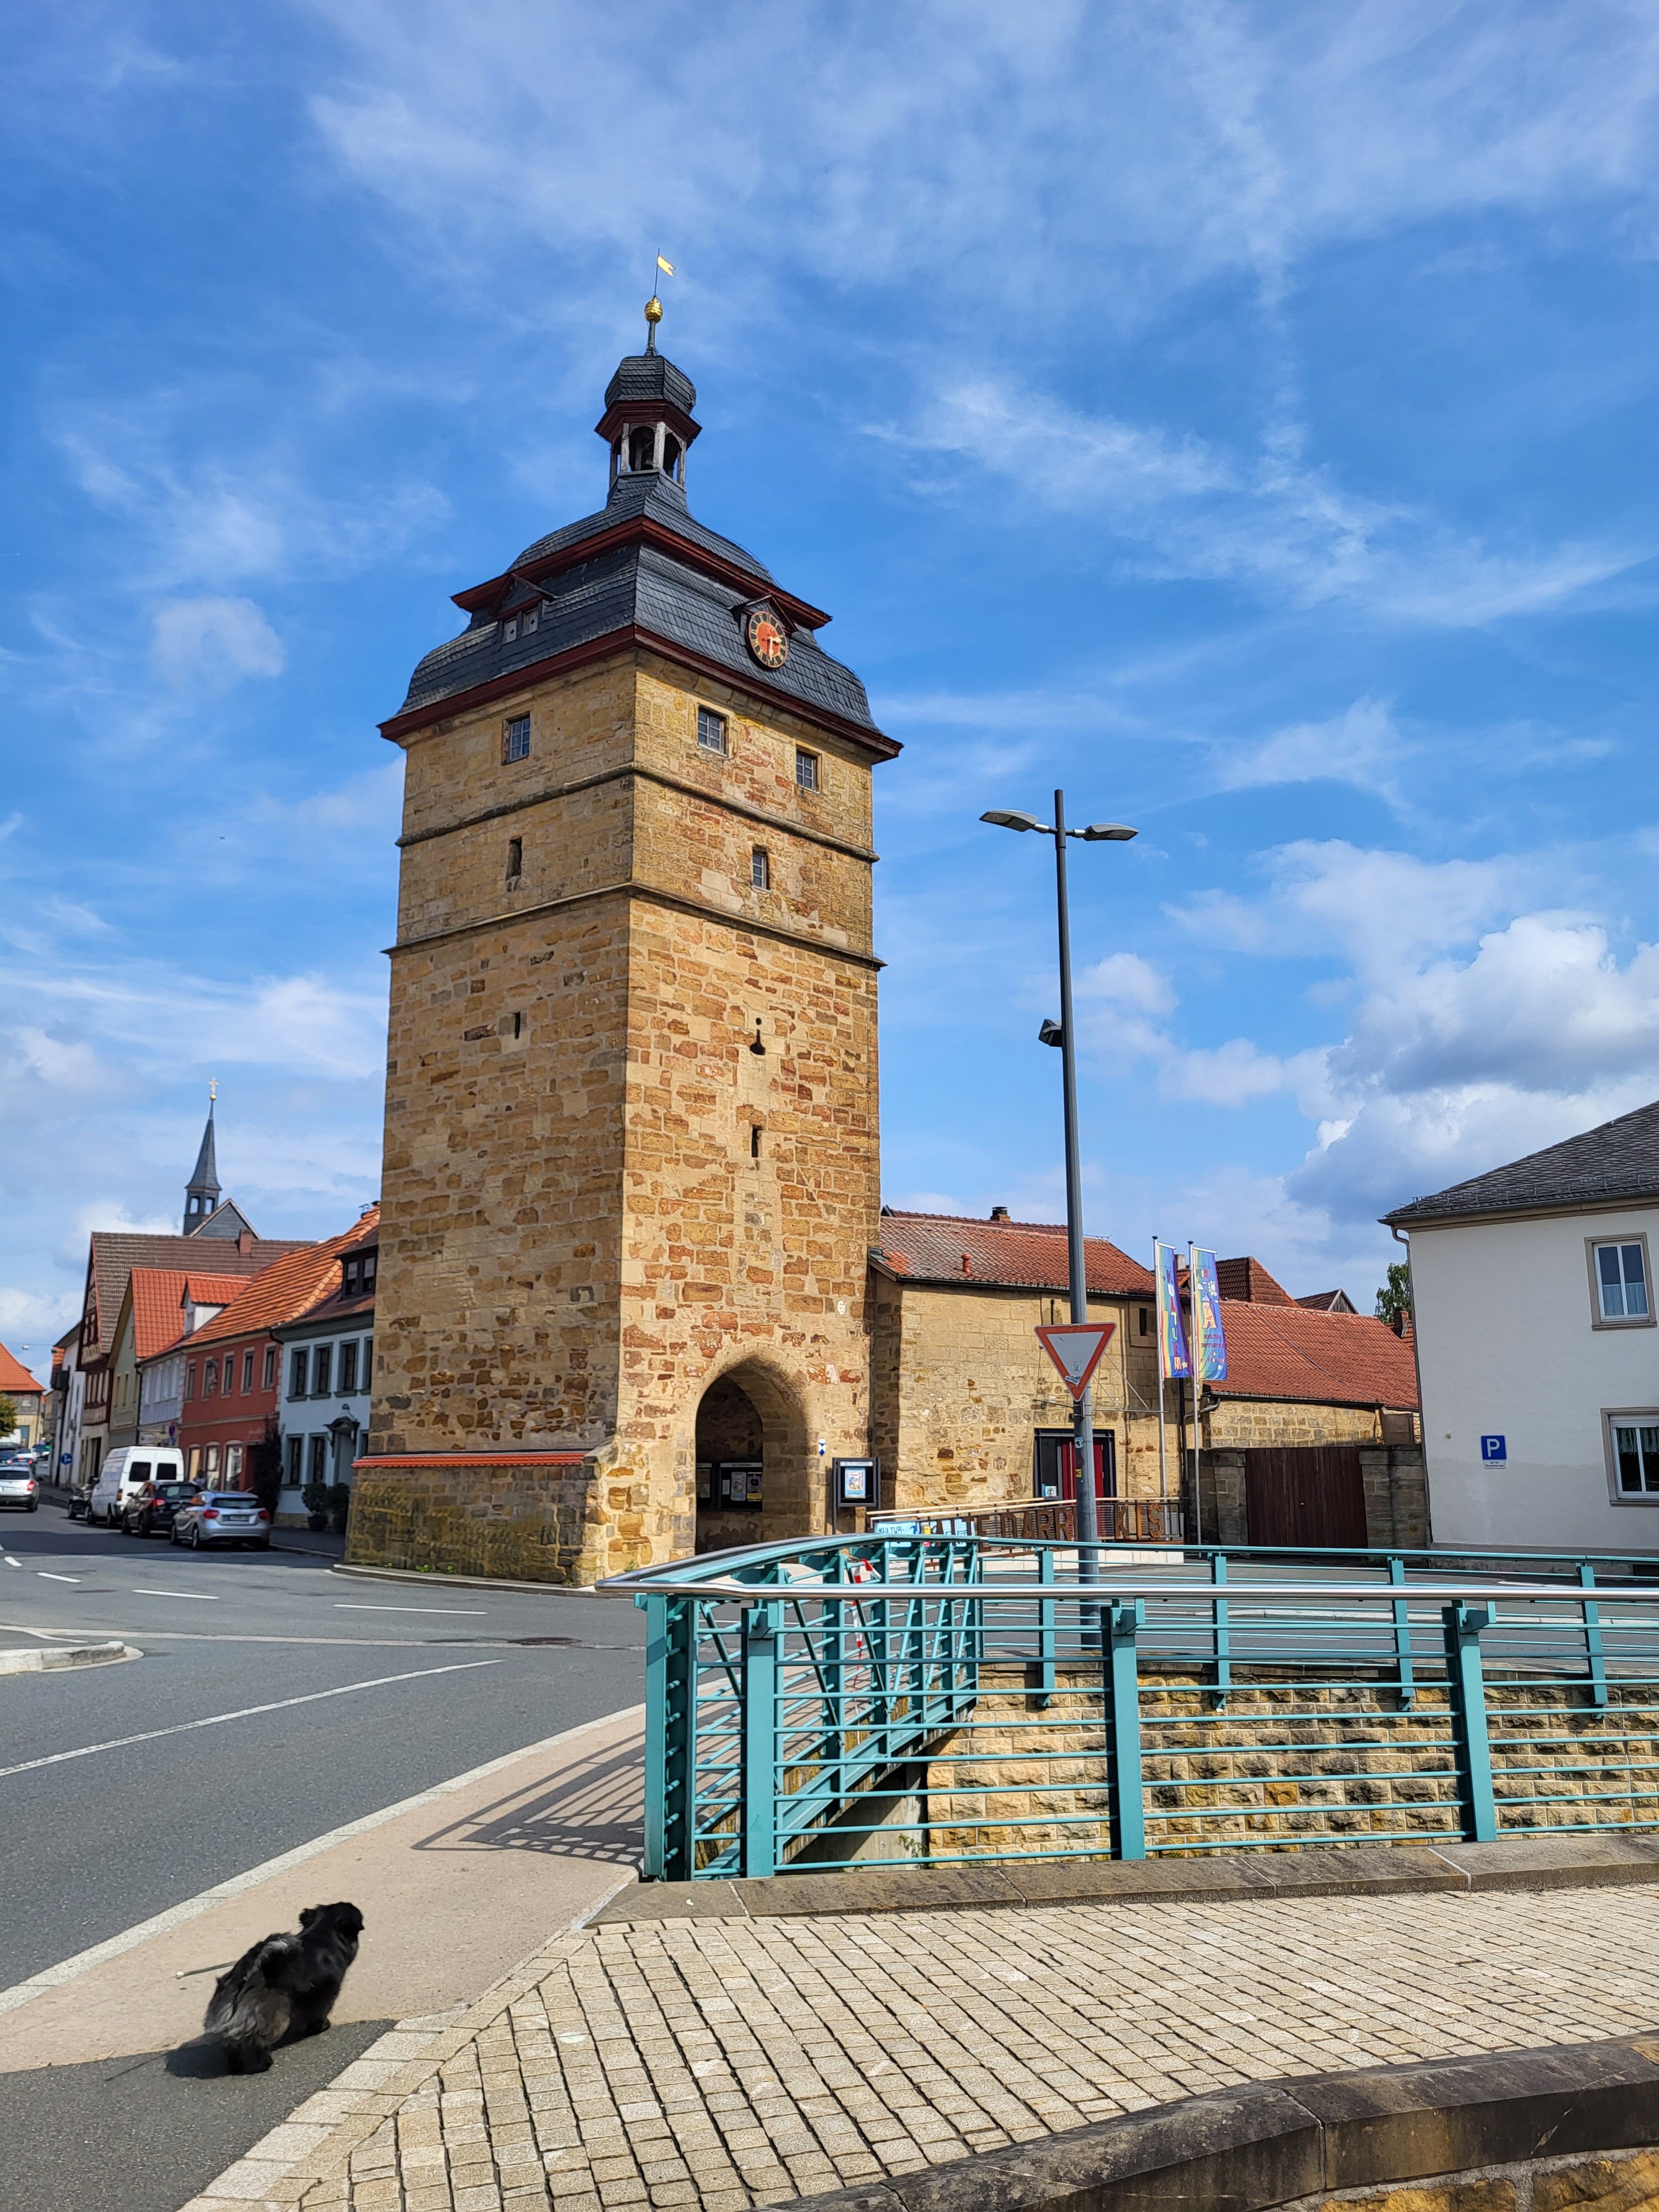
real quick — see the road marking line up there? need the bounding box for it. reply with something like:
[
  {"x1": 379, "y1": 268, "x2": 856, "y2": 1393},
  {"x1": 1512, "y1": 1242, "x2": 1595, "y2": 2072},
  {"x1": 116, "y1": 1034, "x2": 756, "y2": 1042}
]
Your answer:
[
  {"x1": 0, "y1": 1702, "x2": 642, "y2": 2017},
  {"x1": 38, "y1": 1573, "x2": 80, "y2": 1585},
  {"x1": 3, "y1": 1558, "x2": 19, "y2": 1569},
  {"x1": 131, "y1": 1588, "x2": 219, "y2": 1601},
  {"x1": 335, "y1": 1603, "x2": 488, "y2": 1615},
  {"x1": 0, "y1": 1660, "x2": 502, "y2": 1783}
]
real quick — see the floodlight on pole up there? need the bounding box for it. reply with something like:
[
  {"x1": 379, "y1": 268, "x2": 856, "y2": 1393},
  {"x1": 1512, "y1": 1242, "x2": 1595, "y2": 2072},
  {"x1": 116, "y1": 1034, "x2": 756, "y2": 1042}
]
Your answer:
[
  {"x1": 1081, "y1": 824, "x2": 1138, "y2": 842},
  {"x1": 980, "y1": 809, "x2": 1048, "y2": 833}
]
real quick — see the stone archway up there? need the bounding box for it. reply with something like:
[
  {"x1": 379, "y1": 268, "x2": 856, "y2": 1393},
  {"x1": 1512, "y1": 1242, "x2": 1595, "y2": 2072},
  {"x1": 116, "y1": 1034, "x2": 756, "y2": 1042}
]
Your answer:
[{"x1": 693, "y1": 1359, "x2": 813, "y2": 1554}]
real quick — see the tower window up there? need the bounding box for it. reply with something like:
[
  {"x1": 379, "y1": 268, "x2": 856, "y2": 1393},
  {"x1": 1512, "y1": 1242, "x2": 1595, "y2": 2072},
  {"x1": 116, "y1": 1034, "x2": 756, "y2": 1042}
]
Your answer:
[
  {"x1": 503, "y1": 716, "x2": 530, "y2": 763},
  {"x1": 697, "y1": 707, "x2": 727, "y2": 755},
  {"x1": 503, "y1": 616, "x2": 518, "y2": 641},
  {"x1": 507, "y1": 837, "x2": 523, "y2": 880},
  {"x1": 750, "y1": 1124, "x2": 762, "y2": 1160},
  {"x1": 523, "y1": 604, "x2": 539, "y2": 633},
  {"x1": 662, "y1": 434, "x2": 681, "y2": 480},
  {"x1": 751, "y1": 847, "x2": 770, "y2": 890},
  {"x1": 795, "y1": 749, "x2": 820, "y2": 792},
  {"x1": 512, "y1": 1011, "x2": 523, "y2": 1039},
  {"x1": 629, "y1": 426, "x2": 654, "y2": 470}
]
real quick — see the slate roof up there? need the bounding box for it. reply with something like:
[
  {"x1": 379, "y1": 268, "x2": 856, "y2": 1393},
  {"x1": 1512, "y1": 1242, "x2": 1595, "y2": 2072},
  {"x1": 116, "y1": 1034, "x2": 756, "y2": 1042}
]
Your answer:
[
  {"x1": 0, "y1": 1342, "x2": 41, "y2": 1397},
  {"x1": 393, "y1": 353, "x2": 886, "y2": 744},
  {"x1": 187, "y1": 1208, "x2": 380, "y2": 1350},
  {"x1": 82, "y1": 1234, "x2": 310, "y2": 1360},
  {"x1": 870, "y1": 1212, "x2": 1155, "y2": 1298},
  {"x1": 1214, "y1": 1302, "x2": 1419, "y2": 1411},
  {"x1": 1384, "y1": 1098, "x2": 1659, "y2": 1227},
  {"x1": 604, "y1": 349, "x2": 697, "y2": 416}
]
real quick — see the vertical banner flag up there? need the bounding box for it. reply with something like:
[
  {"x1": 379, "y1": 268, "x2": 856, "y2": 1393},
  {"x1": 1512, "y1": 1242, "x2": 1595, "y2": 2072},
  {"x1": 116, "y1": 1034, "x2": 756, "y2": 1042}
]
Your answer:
[
  {"x1": 1190, "y1": 1247, "x2": 1229, "y2": 1383},
  {"x1": 1155, "y1": 1240, "x2": 1191, "y2": 1379}
]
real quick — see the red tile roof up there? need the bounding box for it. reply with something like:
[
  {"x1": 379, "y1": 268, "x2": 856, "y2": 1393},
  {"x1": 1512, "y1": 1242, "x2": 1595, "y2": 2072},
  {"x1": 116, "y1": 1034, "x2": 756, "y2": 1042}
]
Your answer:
[
  {"x1": 1214, "y1": 1256, "x2": 1294, "y2": 1306},
  {"x1": 1214, "y1": 1300, "x2": 1418, "y2": 1410},
  {"x1": 872, "y1": 1212, "x2": 1154, "y2": 1297},
  {"x1": 127, "y1": 1269, "x2": 255, "y2": 1361},
  {"x1": 82, "y1": 1232, "x2": 310, "y2": 1357},
  {"x1": 187, "y1": 1207, "x2": 382, "y2": 1349},
  {"x1": 0, "y1": 1343, "x2": 41, "y2": 1397}
]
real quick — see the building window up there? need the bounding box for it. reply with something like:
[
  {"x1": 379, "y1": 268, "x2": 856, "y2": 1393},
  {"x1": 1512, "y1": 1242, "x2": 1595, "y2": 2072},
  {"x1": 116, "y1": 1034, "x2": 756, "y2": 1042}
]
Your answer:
[
  {"x1": 1139, "y1": 1307, "x2": 1150, "y2": 1336},
  {"x1": 503, "y1": 615, "x2": 518, "y2": 641},
  {"x1": 750, "y1": 847, "x2": 770, "y2": 890},
  {"x1": 242, "y1": 1349, "x2": 255, "y2": 1392},
  {"x1": 186, "y1": 1446, "x2": 200, "y2": 1479},
  {"x1": 503, "y1": 714, "x2": 531, "y2": 763},
  {"x1": 507, "y1": 837, "x2": 522, "y2": 880},
  {"x1": 364, "y1": 1337, "x2": 374, "y2": 1380},
  {"x1": 1610, "y1": 1415, "x2": 1659, "y2": 1498},
  {"x1": 186, "y1": 1361, "x2": 197, "y2": 1400},
  {"x1": 226, "y1": 1443, "x2": 244, "y2": 1480},
  {"x1": 697, "y1": 707, "x2": 727, "y2": 755},
  {"x1": 312, "y1": 1345, "x2": 332, "y2": 1396},
  {"x1": 309, "y1": 1435, "x2": 327, "y2": 1483},
  {"x1": 750, "y1": 1124, "x2": 761, "y2": 1160},
  {"x1": 205, "y1": 1444, "x2": 221, "y2": 1478},
  {"x1": 523, "y1": 604, "x2": 539, "y2": 634},
  {"x1": 286, "y1": 1435, "x2": 302, "y2": 1485},
  {"x1": 1592, "y1": 1239, "x2": 1652, "y2": 1326},
  {"x1": 290, "y1": 1349, "x2": 309, "y2": 1399},
  {"x1": 340, "y1": 1341, "x2": 359, "y2": 1394},
  {"x1": 204, "y1": 1360, "x2": 218, "y2": 1397},
  {"x1": 263, "y1": 1346, "x2": 276, "y2": 1390},
  {"x1": 795, "y1": 748, "x2": 820, "y2": 792}
]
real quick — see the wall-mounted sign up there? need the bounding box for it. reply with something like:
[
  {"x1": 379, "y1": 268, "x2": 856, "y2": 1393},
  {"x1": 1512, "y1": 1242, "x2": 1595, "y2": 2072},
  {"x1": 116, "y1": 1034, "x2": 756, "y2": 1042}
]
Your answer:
[
  {"x1": 833, "y1": 1457, "x2": 878, "y2": 1509},
  {"x1": 1480, "y1": 1434, "x2": 1507, "y2": 1462}
]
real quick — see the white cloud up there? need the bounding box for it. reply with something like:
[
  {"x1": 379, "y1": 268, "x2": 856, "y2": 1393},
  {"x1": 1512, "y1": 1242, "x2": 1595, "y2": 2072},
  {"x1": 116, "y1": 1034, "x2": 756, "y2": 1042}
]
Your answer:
[
  {"x1": 152, "y1": 597, "x2": 285, "y2": 691},
  {"x1": 1079, "y1": 952, "x2": 1177, "y2": 1018},
  {"x1": 1217, "y1": 697, "x2": 1405, "y2": 804}
]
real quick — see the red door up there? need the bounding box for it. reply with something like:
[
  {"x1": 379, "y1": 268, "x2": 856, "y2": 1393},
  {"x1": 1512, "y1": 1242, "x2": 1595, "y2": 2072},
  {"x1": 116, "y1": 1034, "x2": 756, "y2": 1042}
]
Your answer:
[{"x1": 1056, "y1": 1433, "x2": 1116, "y2": 1506}]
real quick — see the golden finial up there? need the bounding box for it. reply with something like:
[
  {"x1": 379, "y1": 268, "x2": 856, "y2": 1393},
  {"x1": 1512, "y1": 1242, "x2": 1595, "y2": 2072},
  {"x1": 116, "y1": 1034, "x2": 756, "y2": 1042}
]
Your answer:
[
  {"x1": 208, "y1": 1077, "x2": 217, "y2": 1105},
  {"x1": 644, "y1": 293, "x2": 663, "y2": 353}
]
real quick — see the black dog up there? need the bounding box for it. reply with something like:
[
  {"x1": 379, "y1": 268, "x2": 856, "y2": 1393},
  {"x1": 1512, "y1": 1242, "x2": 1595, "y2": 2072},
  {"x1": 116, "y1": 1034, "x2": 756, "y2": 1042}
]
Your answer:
[{"x1": 204, "y1": 1902, "x2": 364, "y2": 2073}]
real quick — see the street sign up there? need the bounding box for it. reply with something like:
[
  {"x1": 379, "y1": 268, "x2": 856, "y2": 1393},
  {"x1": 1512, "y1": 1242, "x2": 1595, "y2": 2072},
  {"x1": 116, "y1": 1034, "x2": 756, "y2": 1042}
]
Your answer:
[
  {"x1": 1480, "y1": 1434, "x2": 1507, "y2": 1462},
  {"x1": 1034, "y1": 1322, "x2": 1117, "y2": 1400}
]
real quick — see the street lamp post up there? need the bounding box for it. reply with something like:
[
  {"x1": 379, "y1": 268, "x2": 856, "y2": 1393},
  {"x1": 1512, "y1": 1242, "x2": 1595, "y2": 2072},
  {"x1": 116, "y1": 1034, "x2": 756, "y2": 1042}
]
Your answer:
[{"x1": 981, "y1": 793, "x2": 1137, "y2": 1603}]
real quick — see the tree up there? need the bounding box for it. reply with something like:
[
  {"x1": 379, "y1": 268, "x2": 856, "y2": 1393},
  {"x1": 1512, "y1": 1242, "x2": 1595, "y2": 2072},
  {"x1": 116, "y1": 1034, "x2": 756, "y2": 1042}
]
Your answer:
[
  {"x1": 1375, "y1": 1260, "x2": 1411, "y2": 1327},
  {"x1": 0, "y1": 1395, "x2": 17, "y2": 1439}
]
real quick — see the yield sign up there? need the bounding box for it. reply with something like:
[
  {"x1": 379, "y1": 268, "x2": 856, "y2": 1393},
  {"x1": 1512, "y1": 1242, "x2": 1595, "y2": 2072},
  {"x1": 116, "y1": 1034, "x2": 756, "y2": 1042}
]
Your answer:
[{"x1": 1034, "y1": 1321, "x2": 1117, "y2": 1400}]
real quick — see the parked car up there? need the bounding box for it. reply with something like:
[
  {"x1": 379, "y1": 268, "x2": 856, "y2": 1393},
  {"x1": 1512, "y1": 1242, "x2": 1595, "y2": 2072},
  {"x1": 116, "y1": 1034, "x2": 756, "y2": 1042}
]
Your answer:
[
  {"x1": 170, "y1": 1491, "x2": 271, "y2": 1550},
  {"x1": 89, "y1": 1447, "x2": 187, "y2": 1528},
  {"x1": 0, "y1": 1463, "x2": 39, "y2": 1512},
  {"x1": 122, "y1": 1479, "x2": 202, "y2": 1540}
]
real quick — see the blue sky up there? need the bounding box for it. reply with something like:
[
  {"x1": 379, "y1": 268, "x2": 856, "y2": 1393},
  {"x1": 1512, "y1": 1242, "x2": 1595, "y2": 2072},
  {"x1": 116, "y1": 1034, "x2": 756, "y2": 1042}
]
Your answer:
[{"x1": 6, "y1": 2, "x2": 1659, "y2": 1382}]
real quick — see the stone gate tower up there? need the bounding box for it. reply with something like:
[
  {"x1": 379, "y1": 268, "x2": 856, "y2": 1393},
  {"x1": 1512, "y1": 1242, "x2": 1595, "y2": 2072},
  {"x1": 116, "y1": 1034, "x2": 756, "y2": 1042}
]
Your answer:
[{"x1": 355, "y1": 310, "x2": 898, "y2": 1584}]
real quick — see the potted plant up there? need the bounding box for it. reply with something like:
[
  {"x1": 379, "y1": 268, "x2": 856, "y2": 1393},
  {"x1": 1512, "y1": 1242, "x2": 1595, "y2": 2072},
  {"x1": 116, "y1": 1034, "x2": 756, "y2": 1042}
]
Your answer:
[
  {"x1": 326, "y1": 1482, "x2": 352, "y2": 1536},
  {"x1": 301, "y1": 1479, "x2": 331, "y2": 1533}
]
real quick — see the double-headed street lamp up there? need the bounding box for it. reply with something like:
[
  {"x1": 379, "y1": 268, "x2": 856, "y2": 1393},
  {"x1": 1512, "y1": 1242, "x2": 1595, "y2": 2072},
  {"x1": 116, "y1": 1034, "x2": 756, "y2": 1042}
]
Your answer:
[{"x1": 981, "y1": 794, "x2": 1137, "y2": 1586}]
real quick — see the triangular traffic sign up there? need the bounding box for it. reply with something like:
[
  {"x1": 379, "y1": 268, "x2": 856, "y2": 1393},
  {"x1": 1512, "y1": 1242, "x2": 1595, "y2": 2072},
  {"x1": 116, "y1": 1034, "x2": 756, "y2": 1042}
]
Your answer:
[{"x1": 1034, "y1": 1321, "x2": 1117, "y2": 1400}]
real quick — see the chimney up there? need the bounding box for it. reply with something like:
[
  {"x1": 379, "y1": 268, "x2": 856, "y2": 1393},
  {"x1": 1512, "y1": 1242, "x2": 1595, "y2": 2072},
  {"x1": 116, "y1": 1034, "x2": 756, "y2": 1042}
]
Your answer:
[
  {"x1": 1391, "y1": 1307, "x2": 1413, "y2": 1340},
  {"x1": 989, "y1": 1206, "x2": 1009, "y2": 1222},
  {"x1": 237, "y1": 1228, "x2": 254, "y2": 1256}
]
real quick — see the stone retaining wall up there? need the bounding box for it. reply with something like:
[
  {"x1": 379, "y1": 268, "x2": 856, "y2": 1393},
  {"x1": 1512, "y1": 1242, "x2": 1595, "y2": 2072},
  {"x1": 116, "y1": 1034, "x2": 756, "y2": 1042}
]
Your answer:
[{"x1": 346, "y1": 1458, "x2": 601, "y2": 1584}]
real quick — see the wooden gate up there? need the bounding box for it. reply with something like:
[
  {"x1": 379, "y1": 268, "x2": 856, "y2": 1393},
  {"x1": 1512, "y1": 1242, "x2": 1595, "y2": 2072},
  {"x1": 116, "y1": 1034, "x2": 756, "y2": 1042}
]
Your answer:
[{"x1": 1243, "y1": 1443, "x2": 1368, "y2": 1549}]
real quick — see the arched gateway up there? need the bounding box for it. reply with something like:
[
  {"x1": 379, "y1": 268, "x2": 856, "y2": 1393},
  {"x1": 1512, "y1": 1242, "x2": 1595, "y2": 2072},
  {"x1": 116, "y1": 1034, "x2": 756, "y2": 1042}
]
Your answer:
[{"x1": 353, "y1": 302, "x2": 895, "y2": 1585}]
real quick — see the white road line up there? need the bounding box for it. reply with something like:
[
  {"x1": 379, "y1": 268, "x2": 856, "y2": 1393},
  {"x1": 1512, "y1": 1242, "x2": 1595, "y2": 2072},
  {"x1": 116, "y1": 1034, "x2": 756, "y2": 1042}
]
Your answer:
[
  {"x1": 3, "y1": 1558, "x2": 19, "y2": 1569},
  {"x1": 131, "y1": 1588, "x2": 219, "y2": 1601},
  {"x1": 38, "y1": 1573, "x2": 80, "y2": 1585},
  {"x1": 0, "y1": 1703, "x2": 643, "y2": 2017},
  {"x1": 0, "y1": 1660, "x2": 502, "y2": 1782},
  {"x1": 335, "y1": 1603, "x2": 487, "y2": 1616}
]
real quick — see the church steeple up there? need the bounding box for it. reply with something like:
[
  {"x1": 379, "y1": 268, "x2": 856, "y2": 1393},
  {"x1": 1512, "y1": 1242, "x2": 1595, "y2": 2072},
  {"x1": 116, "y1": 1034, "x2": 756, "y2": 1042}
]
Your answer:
[
  {"x1": 183, "y1": 1082, "x2": 222, "y2": 1234},
  {"x1": 596, "y1": 297, "x2": 700, "y2": 494}
]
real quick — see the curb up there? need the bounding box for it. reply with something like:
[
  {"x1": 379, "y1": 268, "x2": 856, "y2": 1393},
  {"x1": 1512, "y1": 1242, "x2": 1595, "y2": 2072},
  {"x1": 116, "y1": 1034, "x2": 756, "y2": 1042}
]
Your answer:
[
  {"x1": 589, "y1": 1832, "x2": 1659, "y2": 1926},
  {"x1": 0, "y1": 1640, "x2": 138, "y2": 1675},
  {"x1": 330, "y1": 1561, "x2": 597, "y2": 1595},
  {"x1": 779, "y1": 2033, "x2": 1659, "y2": 2212}
]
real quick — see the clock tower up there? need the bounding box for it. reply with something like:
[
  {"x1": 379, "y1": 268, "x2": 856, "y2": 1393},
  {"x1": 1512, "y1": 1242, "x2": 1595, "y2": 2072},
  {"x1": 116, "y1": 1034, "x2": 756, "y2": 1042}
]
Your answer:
[{"x1": 356, "y1": 308, "x2": 898, "y2": 1583}]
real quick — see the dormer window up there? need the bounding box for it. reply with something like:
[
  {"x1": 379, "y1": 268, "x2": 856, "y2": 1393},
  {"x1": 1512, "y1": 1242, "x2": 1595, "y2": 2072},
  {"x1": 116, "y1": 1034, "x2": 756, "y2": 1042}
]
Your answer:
[
  {"x1": 503, "y1": 615, "x2": 518, "y2": 641},
  {"x1": 523, "y1": 604, "x2": 538, "y2": 633}
]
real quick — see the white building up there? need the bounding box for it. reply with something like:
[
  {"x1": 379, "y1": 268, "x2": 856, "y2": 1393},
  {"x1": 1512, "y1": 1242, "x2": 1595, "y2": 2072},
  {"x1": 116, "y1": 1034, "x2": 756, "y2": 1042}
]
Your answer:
[
  {"x1": 1385, "y1": 1100, "x2": 1659, "y2": 1552},
  {"x1": 273, "y1": 1221, "x2": 376, "y2": 1525}
]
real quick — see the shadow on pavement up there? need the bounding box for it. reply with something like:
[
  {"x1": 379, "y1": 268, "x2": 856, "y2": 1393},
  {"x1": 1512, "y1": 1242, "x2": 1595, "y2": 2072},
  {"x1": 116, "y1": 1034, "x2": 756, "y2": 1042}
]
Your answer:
[
  {"x1": 0, "y1": 2015, "x2": 392, "y2": 2212},
  {"x1": 416, "y1": 1735, "x2": 644, "y2": 1866}
]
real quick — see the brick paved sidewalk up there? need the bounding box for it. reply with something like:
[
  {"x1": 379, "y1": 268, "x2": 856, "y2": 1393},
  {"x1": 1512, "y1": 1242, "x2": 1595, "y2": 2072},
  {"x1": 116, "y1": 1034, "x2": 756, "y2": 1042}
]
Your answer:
[{"x1": 181, "y1": 1882, "x2": 1659, "y2": 2212}]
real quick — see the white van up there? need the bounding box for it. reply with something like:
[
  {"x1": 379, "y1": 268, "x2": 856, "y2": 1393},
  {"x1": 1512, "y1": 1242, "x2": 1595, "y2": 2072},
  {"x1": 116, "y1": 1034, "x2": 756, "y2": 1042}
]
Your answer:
[{"x1": 89, "y1": 1446, "x2": 187, "y2": 1528}]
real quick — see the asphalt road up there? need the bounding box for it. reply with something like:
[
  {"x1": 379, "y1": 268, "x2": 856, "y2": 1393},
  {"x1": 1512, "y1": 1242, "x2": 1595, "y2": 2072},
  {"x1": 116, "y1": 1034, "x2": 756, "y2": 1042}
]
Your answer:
[{"x1": 0, "y1": 1504, "x2": 644, "y2": 1992}]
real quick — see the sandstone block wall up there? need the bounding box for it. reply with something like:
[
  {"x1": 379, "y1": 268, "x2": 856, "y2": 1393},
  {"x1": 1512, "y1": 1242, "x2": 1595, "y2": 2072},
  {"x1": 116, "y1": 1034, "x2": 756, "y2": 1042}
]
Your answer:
[{"x1": 347, "y1": 1458, "x2": 597, "y2": 1583}]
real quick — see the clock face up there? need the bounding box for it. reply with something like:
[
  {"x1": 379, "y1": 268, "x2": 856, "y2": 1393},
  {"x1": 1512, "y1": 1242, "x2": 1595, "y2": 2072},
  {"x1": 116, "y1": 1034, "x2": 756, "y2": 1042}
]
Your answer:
[{"x1": 746, "y1": 607, "x2": 789, "y2": 669}]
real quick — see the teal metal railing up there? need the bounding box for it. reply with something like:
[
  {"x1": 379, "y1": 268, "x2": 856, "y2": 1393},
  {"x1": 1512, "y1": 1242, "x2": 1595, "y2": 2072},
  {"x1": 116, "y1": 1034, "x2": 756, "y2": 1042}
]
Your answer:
[{"x1": 599, "y1": 1535, "x2": 1659, "y2": 1881}]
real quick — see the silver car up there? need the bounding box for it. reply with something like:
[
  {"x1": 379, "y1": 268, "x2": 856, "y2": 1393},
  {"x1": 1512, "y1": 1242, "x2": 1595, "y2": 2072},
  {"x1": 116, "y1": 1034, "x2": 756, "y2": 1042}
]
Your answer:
[
  {"x1": 169, "y1": 1490, "x2": 271, "y2": 1550},
  {"x1": 0, "y1": 1462, "x2": 38, "y2": 1512}
]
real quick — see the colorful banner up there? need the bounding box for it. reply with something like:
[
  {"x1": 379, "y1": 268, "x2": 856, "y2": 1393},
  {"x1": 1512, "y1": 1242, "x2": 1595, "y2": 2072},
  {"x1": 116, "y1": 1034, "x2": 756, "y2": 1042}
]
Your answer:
[
  {"x1": 1154, "y1": 1240, "x2": 1191, "y2": 1379},
  {"x1": 1190, "y1": 1246, "x2": 1229, "y2": 1383}
]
